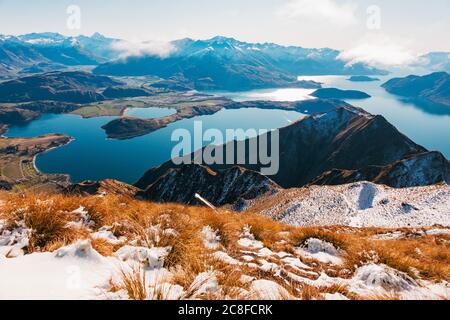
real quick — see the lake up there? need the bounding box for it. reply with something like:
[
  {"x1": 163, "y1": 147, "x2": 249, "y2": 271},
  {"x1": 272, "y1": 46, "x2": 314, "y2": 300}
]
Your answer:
[
  {"x1": 5, "y1": 108, "x2": 304, "y2": 184},
  {"x1": 5, "y1": 75, "x2": 450, "y2": 184},
  {"x1": 217, "y1": 75, "x2": 450, "y2": 159}
]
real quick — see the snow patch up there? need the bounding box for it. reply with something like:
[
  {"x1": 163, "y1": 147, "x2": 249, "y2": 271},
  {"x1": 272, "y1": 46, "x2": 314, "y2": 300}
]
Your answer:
[
  {"x1": 296, "y1": 238, "x2": 342, "y2": 265},
  {"x1": 238, "y1": 225, "x2": 264, "y2": 249},
  {"x1": 351, "y1": 264, "x2": 418, "y2": 293},
  {"x1": 201, "y1": 226, "x2": 221, "y2": 250},
  {"x1": 212, "y1": 251, "x2": 242, "y2": 265},
  {"x1": 115, "y1": 246, "x2": 171, "y2": 269},
  {"x1": 250, "y1": 280, "x2": 291, "y2": 300}
]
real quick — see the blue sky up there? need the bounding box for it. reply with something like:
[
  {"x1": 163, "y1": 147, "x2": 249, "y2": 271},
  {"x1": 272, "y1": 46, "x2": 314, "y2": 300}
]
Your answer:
[{"x1": 0, "y1": 0, "x2": 449, "y2": 60}]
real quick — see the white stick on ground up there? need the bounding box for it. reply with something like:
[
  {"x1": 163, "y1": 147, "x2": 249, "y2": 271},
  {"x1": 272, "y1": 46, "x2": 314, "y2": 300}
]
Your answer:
[{"x1": 195, "y1": 193, "x2": 217, "y2": 211}]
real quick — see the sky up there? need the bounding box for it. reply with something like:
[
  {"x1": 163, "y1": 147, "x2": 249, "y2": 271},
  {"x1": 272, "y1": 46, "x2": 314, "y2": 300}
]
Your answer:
[{"x1": 0, "y1": 0, "x2": 449, "y2": 66}]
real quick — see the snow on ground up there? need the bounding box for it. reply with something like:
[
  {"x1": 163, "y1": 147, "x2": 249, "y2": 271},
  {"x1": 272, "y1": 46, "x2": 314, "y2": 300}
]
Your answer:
[
  {"x1": 0, "y1": 240, "x2": 119, "y2": 299},
  {"x1": 250, "y1": 280, "x2": 291, "y2": 300},
  {"x1": 252, "y1": 182, "x2": 450, "y2": 228},
  {"x1": 238, "y1": 225, "x2": 264, "y2": 249},
  {"x1": 92, "y1": 226, "x2": 126, "y2": 245},
  {"x1": 201, "y1": 226, "x2": 222, "y2": 250},
  {"x1": 349, "y1": 264, "x2": 450, "y2": 300},
  {"x1": 0, "y1": 220, "x2": 30, "y2": 258},
  {"x1": 295, "y1": 238, "x2": 343, "y2": 265},
  {"x1": 0, "y1": 206, "x2": 448, "y2": 300}
]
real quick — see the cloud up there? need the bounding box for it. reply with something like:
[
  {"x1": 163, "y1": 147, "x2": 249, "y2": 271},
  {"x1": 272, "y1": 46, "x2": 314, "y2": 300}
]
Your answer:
[
  {"x1": 111, "y1": 39, "x2": 177, "y2": 59},
  {"x1": 338, "y1": 35, "x2": 419, "y2": 67},
  {"x1": 278, "y1": 0, "x2": 358, "y2": 26}
]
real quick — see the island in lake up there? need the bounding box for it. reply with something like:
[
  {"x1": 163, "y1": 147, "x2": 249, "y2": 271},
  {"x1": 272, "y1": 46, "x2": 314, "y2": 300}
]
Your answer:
[{"x1": 347, "y1": 75, "x2": 380, "y2": 82}]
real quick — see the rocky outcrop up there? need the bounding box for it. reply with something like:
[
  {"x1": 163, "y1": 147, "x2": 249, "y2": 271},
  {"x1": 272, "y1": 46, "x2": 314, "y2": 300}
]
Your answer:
[
  {"x1": 313, "y1": 152, "x2": 450, "y2": 188},
  {"x1": 136, "y1": 164, "x2": 280, "y2": 207}
]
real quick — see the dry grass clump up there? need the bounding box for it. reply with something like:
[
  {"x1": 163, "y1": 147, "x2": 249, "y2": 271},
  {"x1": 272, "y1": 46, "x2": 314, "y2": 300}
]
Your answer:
[
  {"x1": 116, "y1": 267, "x2": 148, "y2": 300},
  {"x1": 1, "y1": 193, "x2": 88, "y2": 252},
  {"x1": 91, "y1": 238, "x2": 117, "y2": 257}
]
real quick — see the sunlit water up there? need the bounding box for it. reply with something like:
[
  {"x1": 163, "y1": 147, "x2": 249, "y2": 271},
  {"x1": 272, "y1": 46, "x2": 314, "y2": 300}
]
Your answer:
[{"x1": 210, "y1": 88, "x2": 316, "y2": 102}]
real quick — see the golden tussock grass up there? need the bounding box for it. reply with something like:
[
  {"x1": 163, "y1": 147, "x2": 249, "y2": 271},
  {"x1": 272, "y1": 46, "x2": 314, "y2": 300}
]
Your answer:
[
  {"x1": 114, "y1": 267, "x2": 148, "y2": 300},
  {"x1": 0, "y1": 191, "x2": 449, "y2": 296}
]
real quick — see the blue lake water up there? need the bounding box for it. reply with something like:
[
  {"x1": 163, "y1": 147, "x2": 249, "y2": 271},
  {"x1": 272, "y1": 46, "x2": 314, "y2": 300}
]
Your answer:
[
  {"x1": 218, "y1": 75, "x2": 450, "y2": 159},
  {"x1": 5, "y1": 74, "x2": 450, "y2": 184},
  {"x1": 5, "y1": 108, "x2": 304, "y2": 184}
]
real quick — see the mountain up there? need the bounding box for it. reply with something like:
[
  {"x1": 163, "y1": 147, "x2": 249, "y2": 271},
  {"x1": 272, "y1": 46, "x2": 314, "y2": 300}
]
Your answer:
[
  {"x1": 382, "y1": 72, "x2": 450, "y2": 107},
  {"x1": 0, "y1": 71, "x2": 121, "y2": 103},
  {"x1": 311, "y1": 88, "x2": 371, "y2": 99},
  {"x1": 0, "y1": 33, "x2": 120, "y2": 78},
  {"x1": 416, "y1": 52, "x2": 450, "y2": 73},
  {"x1": 312, "y1": 151, "x2": 450, "y2": 188},
  {"x1": 136, "y1": 164, "x2": 280, "y2": 206},
  {"x1": 135, "y1": 106, "x2": 449, "y2": 198},
  {"x1": 93, "y1": 36, "x2": 384, "y2": 91}
]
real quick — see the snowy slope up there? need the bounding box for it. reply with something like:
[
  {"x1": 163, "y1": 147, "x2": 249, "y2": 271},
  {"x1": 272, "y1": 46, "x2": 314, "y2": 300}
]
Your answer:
[
  {"x1": 0, "y1": 193, "x2": 448, "y2": 300},
  {"x1": 244, "y1": 182, "x2": 450, "y2": 228}
]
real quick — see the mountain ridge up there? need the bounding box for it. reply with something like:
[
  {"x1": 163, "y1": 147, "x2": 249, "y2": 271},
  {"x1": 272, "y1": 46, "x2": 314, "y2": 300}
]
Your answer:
[{"x1": 134, "y1": 106, "x2": 449, "y2": 205}]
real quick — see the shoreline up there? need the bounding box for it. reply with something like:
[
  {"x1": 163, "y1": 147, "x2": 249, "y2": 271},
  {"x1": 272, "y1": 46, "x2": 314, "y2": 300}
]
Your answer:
[{"x1": 31, "y1": 136, "x2": 75, "y2": 185}]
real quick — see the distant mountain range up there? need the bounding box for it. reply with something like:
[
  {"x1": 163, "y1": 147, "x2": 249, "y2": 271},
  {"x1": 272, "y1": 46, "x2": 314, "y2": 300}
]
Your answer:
[
  {"x1": 382, "y1": 72, "x2": 450, "y2": 107},
  {"x1": 93, "y1": 36, "x2": 385, "y2": 91},
  {"x1": 1, "y1": 32, "x2": 449, "y2": 92},
  {"x1": 0, "y1": 33, "x2": 119, "y2": 78},
  {"x1": 416, "y1": 52, "x2": 450, "y2": 73}
]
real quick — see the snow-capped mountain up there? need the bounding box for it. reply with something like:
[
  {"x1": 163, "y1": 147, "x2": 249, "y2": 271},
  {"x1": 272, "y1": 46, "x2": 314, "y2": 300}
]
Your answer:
[
  {"x1": 93, "y1": 36, "x2": 385, "y2": 91},
  {"x1": 0, "y1": 32, "x2": 120, "y2": 78}
]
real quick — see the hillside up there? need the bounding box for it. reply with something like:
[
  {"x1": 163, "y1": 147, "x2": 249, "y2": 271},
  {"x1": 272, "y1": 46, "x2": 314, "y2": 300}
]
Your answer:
[
  {"x1": 0, "y1": 191, "x2": 448, "y2": 300},
  {"x1": 0, "y1": 71, "x2": 121, "y2": 103},
  {"x1": 243, "y1": 182, "x2": 450, "y2": 228},
  {"x1": 137, "y1": 165, "x2": 280, "y2": 206},
  {"x1": 382, "y1": 72, "x2": 450, "y2": 107}
]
